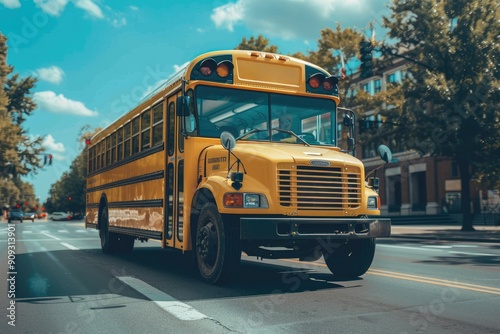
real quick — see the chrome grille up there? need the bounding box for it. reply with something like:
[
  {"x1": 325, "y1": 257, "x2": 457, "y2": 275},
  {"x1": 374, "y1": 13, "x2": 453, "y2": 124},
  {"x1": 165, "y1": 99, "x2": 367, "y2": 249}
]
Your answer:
[{"x1": 277, "y1": 165, "x2": 362, "y2": 210}]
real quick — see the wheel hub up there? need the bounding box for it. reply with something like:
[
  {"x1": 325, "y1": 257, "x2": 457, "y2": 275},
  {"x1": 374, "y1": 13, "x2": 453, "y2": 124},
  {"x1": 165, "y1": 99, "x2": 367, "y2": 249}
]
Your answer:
[{"x1": 196, "y1": 222, "x2": 217, "y2": 265}]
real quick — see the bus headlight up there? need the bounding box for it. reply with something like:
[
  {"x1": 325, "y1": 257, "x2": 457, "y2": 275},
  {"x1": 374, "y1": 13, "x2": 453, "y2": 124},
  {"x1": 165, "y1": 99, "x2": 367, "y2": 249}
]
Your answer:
[
  {"x1": 224, "y1": 193, "x2": 269, "y2": 208},
  {"x1": 367, "y1": 196, "x2": 378, "y2": 209}
]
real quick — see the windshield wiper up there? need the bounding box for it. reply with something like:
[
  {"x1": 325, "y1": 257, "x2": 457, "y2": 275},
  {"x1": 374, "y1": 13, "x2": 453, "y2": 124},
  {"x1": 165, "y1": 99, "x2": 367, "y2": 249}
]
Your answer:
[
  {"x1": 272, "y1": 128, "x2": 310, "y2": 146},
  {"x1": 236, "y1": 128, "x2": 266, "y2": 140}
]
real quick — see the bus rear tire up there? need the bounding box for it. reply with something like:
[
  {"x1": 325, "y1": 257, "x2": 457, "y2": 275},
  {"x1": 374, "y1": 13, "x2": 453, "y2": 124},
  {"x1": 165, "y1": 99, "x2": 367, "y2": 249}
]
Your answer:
[
  {"x1": 323, "y1": 239, "x2": 375, "y2": 279},
  {"x1": 119, "y1": 235, "x2": 135, "y2": 253},
  {"x1": 195, "y1": 203, "x2": 241, "y2": 284},
  {"x1": 99, "y1": 205, "x2": 120, "y2": 253}
]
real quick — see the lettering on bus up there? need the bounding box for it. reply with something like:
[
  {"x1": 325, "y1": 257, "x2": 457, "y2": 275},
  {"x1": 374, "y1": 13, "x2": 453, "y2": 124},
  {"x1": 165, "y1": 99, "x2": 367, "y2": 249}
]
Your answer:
[
  {"x1": 208, "y1": 156, "x2": 226, "y2": 171},
  {"x1": 207, "y1": 157, "x2": 227, "y2": 164}
]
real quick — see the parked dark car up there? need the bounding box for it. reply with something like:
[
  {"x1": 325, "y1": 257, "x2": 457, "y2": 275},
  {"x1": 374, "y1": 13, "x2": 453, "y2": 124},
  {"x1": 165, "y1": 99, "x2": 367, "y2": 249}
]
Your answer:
[
  {"x1": 24, "y1": 212, "x2": 36, "y2": 222},
  {"x1": 8, "y1": 209, "x2": 24, "y2": 223},
  {"x1": 70, "y1": 213, "x2": 85, "y2": 220}
]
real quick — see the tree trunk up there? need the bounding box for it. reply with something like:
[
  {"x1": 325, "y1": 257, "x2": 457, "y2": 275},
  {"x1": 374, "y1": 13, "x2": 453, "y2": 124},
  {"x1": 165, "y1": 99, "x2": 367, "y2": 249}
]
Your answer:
[{"x1": 458, "y1": 159, "x2": 475, "y2": 231}]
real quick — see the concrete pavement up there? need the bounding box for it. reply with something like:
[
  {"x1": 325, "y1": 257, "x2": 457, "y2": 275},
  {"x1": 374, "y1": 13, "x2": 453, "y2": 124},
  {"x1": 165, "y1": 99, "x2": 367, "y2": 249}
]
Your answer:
[{"x1": 390, "y1": 224, "x2": 500, "y2": 243}]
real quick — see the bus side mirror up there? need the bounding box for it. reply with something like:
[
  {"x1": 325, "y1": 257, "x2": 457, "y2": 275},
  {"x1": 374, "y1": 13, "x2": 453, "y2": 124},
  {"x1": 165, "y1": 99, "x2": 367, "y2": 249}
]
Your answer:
[
  {"x1": 176, "y1": 96, "x2": 191, "y2": 116},
  {"x1": 347, "y1": 137, "x2": 355, "y2": 152},
  {"x1": 343, "y1": 114, "x2": 353, "y2": 126},
  {"x1": 377, "y1": 144, "x2": 392, "y2": 163}
]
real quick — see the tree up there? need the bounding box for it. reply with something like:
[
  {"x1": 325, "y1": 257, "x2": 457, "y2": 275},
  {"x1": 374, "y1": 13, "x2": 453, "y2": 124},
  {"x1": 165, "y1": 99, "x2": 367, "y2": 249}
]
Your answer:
[
  {"x1": 235, "y1": 35, "x2": 279, "y2": 53},
  {"x1": 377, "y1": 0, "x2": 500, "y2": 230},
  {"x1": 235, "y1": 25, "x2": 369, "y2": 110},
  {"x1": 44, "y1": 126, "x2": 98, "y2": 214},
  {"x1": 0, "y1": 32, "x2": 44, "y2": 208}
]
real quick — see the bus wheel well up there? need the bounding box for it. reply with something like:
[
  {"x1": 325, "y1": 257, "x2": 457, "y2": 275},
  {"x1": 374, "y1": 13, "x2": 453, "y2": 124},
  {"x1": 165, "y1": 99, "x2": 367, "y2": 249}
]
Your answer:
[
  {"x1": 98, "y1": 194, "x2": 108, "y2": 230},
  {"x1": 191, "y1": 188, "x2": 215, "y2": 244}
]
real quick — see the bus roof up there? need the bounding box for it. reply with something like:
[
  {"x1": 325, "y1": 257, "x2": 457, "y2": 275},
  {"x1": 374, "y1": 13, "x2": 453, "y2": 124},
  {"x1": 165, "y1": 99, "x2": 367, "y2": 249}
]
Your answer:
[{"x1": 90, "y1": 50, "x2": 337, "y2": 143}]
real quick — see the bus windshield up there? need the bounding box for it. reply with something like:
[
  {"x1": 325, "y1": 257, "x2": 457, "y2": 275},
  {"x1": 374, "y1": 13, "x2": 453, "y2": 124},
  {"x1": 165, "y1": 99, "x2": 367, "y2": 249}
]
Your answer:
[{"x1": 193, "y1": 85, "x2": 337, "y2": 146}]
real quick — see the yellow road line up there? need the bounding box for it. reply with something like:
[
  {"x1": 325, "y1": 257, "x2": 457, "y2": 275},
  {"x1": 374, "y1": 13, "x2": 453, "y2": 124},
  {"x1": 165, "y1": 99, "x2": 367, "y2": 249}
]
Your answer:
[{"x1": 278, "y1": 258, "x2": 500, "y2": 296}]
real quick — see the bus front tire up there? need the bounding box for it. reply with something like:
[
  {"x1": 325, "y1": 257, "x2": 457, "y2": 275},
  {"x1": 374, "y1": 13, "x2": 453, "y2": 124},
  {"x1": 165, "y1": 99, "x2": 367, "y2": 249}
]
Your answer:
[
  {"x1": 323, "y1": 239, "x2": 376, "y2": 279},
  {"x1": 195, "y1": 203, "x2": 241, "y2": 284}
]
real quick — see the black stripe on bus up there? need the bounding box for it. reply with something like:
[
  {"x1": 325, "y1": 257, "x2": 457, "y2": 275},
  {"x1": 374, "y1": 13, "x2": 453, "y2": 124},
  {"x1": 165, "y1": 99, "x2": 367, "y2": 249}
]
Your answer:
[
  {"x1": 86, "y1": 199, "x2": 163, "y2": 209},
  {"x1": 87, "y1": 170, "x2": 164, "y2": 193},
  {"x1": 87, "y1": 142, "x2": 164, "y2": 177},
  {"x1": 108, "y1": 226, "x2": 163, "y2": 240},
  {"x1": 108, "y1": 199, "x2": 163, "y2": 208}
]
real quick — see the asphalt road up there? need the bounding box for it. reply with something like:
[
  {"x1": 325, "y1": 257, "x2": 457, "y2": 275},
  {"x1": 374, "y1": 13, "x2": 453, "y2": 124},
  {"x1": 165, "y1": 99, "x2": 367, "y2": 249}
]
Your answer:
[{"x1": 1, "y1": 220, "x2": 499, "y2": 333}]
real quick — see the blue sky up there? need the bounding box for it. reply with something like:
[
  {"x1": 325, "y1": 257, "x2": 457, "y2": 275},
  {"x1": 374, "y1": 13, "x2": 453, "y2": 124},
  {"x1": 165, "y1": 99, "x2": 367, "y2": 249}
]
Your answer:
[{"x1": 0, "y1": 0, "x2": 390, "y2": 202}]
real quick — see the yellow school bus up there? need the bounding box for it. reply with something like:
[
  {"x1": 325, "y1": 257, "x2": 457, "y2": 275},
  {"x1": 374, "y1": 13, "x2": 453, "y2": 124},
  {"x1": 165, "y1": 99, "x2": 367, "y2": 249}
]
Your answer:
[{"x1": 85, "y1": 50, "x2": 391, "y2": 284}]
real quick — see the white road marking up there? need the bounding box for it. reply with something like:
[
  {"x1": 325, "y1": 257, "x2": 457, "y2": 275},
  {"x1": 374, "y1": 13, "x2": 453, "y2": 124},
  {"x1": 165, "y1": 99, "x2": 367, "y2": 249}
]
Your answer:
[
  {"x1": 58, "y1": 230, "x2": 69, "y2": 233},
  {"x1": 378, "y1": 244, "x2": 439, "y2": 252},
  {"x1": 421, "y1": 245, "x2": 452, "y2": 249},
  {"x1": 41, "y1": 232, "x2": 61, "y2": 240},
  {"x1": 22, "y1": 230, "x2": 33, "y2": 234},
  {"x1": 61, "y1": 243, "x2": 79, "y2": 250},
  {"x1": 117, "y1": 276, "x2": 209, "y2": 321},
  {"x1": 448, "y1": 251, "x2": 496, "y2": 257}
]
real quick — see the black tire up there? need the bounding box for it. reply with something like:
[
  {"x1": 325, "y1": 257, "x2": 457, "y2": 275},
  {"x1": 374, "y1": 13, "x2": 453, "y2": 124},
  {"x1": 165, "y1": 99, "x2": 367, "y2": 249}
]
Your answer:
[
  {"x1": 119, "y1": 235, "x2": 135, "y2": 253},
  {"x1": 99, "y1": 205, "x2": 120, "y2": 253},
  {"x1": 195, "y1": 203, "x2": 241, "y2": 284},
  {"x1": 323, "y1": 239, "x2": 376, "y2": 279}
]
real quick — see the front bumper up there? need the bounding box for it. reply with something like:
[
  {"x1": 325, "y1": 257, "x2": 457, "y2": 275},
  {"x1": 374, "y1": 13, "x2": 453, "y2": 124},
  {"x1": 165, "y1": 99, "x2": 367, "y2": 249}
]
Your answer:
[{"x1": 240, "y1": 217, "x2": 391, "y2": 240}]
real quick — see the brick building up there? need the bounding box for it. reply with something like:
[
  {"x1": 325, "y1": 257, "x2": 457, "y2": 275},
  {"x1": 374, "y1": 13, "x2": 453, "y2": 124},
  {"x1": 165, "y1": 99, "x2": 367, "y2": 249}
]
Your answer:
[{"x1": 350, "y1": 58, "x2": 487, "y2": 220}]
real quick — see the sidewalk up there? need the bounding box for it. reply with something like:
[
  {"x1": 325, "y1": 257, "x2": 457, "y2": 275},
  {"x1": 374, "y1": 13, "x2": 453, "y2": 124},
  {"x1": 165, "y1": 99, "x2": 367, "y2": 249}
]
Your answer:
[{"x1": 390, "y1": 224, "x2": 500, "y2": 243}]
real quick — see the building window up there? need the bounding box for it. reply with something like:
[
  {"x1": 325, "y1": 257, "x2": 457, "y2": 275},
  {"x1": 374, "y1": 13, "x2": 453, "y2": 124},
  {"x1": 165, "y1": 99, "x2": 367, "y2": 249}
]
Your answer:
[
  {"x1": 374, "y1": 79, "x2": 381, "y2": 93},
  {"x1": 452, "y1": 161, "x2": 458, "y2": 177},
  {"x1": 388, "y1": 73, "x2": 397, "y2": 83},
  {"x1": 362, "y1": 83, "x2": 370, "y2": 93}
]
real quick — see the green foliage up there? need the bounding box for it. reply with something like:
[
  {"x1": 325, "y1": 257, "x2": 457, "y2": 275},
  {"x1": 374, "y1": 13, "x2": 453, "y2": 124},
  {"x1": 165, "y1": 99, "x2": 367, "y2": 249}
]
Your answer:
[
  {"x1": 377, "y1": 0, "x2": 500, "y2": 229},
  {"x1": 44, "y1": 126, "x2": 98, "y2": 214},
  {"x1": 234, "y1": 35, "x2": 279, "y2": 53},
  {"x1": 0, "y1": 32, "x2": 44, "y2": 208}
]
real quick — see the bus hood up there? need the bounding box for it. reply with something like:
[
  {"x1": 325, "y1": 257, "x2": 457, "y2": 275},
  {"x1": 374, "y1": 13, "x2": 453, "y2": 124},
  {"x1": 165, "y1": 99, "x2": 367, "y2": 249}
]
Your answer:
[{"x1": 233, "y1": 142, "x2": 364, "y2": 168}]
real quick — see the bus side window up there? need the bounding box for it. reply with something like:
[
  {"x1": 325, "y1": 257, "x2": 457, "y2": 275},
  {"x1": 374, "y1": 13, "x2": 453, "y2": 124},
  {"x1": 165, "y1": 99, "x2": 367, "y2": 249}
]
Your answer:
[
  {"x1": 152, "y1": 102, "x2": 164, "y2": 146},
  {"x1": 167, "y1": 102, "x2": 175, "y2": 156},
  {"x1": 132, "y1": 117, "x2": 140, "y2": 154},
  {"x1": 124, "y1": 121, "x2": 131, "y2": 158},
  {"x1": 117, "y1": 127, "x2": 123, "y2": 161},
  {"x1": 141, "y1": 109, "x2": 151, "y2": 150}
]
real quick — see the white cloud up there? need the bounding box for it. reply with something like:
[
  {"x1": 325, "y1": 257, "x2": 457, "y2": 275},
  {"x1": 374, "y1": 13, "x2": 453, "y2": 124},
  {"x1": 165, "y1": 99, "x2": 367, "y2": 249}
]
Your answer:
[
  {"x1": 129, "y1": 5, "x2": 138, "y2": 11},
  {"x1": 110, "y1": 17, "x2": 127, "y2": 27},
  {"x1": 0, "y1": 0, "x2": 21, "y2": 9},
  {"x1": 173, "y1": 61, "x2": 190, "y2": 73},
  {"x1": 33, "y1": 91, "x2": 98, "y2": 117},
  {"x1": 34, "y1": 0, "x2": 69, "y2": 16},
  {"x1": 36, "y1": 66, "x2": 65, "y2": 84},
  {"x1": 42, "y1": 134, "x2": 66, "y2": 153},
  {"x1": 211, "y1": 0, "x2": 389, "y2": 40},
  {"x1": 141, "y1": 63, "x2": 190, "y2": 100},
  {"x1": 42, "y1": 134, "x2": 66, "y2": 161},
  {"x1": 73, "y1": 0, "x2": 104, "y2": 19},
  {"x1": 33, "y1": 0, "x2": 104, "y2": 19},
  {"x1": 211, "y1": 2, "x2": 244, "y2": 32}
]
